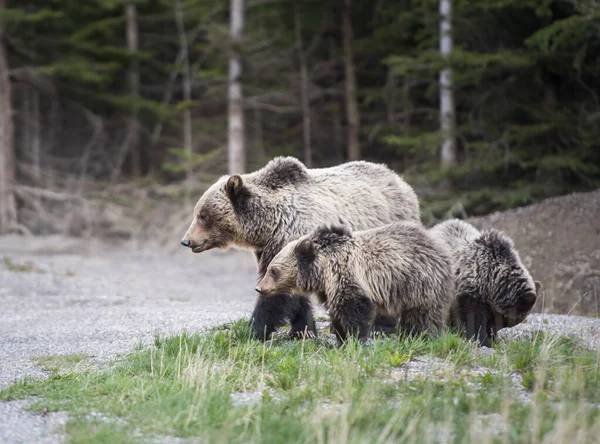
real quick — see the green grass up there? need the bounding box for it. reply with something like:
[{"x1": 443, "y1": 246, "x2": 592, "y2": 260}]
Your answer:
[
  {"x1": 33, "y1": 354, "x2": 90, "y2": 374},
  {"x1": 1, "y1": 320, "x2": 599, "y2": 443},
  {"x1": 2, "y1": 257, "x2": 44, "y2": 273}
]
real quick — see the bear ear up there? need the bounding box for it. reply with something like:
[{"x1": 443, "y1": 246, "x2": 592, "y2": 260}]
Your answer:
[
  {"x1": 295, "y1": 238, "x2": 316, "y2": 265},
  {"x1": 226, "y1": 175, "x2": 244, "y2": 200},
  {"x1": 534, "y1": 280, "x2": 542, "y2": 292}
]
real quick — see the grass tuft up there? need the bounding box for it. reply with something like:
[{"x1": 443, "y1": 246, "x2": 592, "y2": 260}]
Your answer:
[{"x1": 2, "y1": 257, "x2": 43, "y2": 273}]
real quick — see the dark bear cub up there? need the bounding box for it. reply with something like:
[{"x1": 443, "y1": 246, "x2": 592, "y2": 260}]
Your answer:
[
  {"x1": 430, "y1": 219, "x2": 541, "y2": 347},
  {"x1": 256, "y1": 222, "x2": 454, "y2": 344}
]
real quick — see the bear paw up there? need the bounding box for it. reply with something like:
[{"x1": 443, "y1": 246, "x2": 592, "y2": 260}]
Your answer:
[{"x1": 288, "y1": 328, "x2": 317, "y2": 340}]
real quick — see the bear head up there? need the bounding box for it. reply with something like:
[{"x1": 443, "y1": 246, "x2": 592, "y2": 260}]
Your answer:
[
  {"x1": 181, "y1": 157, "x2": 310, "y2": 253},
  {"x1": 476, "y1": 229, "x2": 541, "y2": 326},
  {"x1": 255, "y1": 225, "x2": 352, "y2": 297},
  {"x1": 180, "y1": 175, "x2": 251, "y2": 253}
]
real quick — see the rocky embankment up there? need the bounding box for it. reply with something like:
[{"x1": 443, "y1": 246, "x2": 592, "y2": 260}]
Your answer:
[{"x1": 469, "y1": 189, "x2": 600, "y2": 317}]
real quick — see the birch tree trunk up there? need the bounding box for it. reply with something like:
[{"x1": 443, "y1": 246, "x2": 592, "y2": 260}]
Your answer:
[
  {"x1": 125, "y1": 2, "x2": 140, "y2": 176},
  {"x1": 294, "y1": 2, "x2": 312, "y2": 167},
  {"x1": 439, "y1": 0, "x2": 456, "y2": 168},
  {"x1": 174, "y1": 0, "x2": 193, "y2": 180},
  {"x1": 228, "y1": 0, "x2": 245, "y2": 174},
  {"x1": 0, "y1": 0, "x2": 16, "y2": 234},
  {"x1": 342, "y1": 0, "x2": 360, "y2": 161}
]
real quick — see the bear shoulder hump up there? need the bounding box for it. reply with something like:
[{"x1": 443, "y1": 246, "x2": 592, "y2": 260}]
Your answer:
[{"x1": 258, "y1": 157, "x2": 310, "y2": 189}]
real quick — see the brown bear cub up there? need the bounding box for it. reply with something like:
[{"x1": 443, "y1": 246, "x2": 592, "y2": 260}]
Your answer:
[
  {"x1": 180, "y1": 156, "x2": 420, "y2": 341},
  {"x1": 256, "y1": 222, "x2": 454, "y2": 344},
  {"x1": 430, "y1": 219, "x2": 540, "y2": 347}
]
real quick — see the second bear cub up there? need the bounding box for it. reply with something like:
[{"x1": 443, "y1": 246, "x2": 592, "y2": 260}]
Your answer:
[
  {"x1": 256, "y1": 222, "x2": 454, "y2": 344},
  {"x1": 430, "y1": 219, "x2": 540, "y2": 347}
]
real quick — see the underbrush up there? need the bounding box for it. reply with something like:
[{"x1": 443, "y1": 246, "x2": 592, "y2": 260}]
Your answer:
[{"x1": 1, "y1": 320, "x2": 599, "y2": 443}]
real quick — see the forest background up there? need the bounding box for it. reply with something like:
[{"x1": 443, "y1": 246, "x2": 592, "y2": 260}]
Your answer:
[{"x1": 0, "y1": 0, "x2": 598, "y2": 236}]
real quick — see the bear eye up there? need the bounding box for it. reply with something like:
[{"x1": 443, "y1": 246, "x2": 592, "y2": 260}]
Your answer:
[
  {"x1": 270, "y1": 268, "x2": 279, "y2": 279},
  {"x1": 199, "y1": 213, "x2": 207, "y2": 221}
]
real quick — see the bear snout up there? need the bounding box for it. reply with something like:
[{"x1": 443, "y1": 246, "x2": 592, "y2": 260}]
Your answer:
[
  {"x1": 180, "y1": 238, "x2": 208, "y2": 253},
  {"x1": 256, "y1": 276, "x2": 277, "y2": 296},
  {"x1": 256, "y1": 283, "x2": 272, "y2": 295}
]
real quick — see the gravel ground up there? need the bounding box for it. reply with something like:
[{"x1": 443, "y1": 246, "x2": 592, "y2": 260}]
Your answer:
[
  {"x1": 0, "y1": 235, "x2": 258, "y2": 443},
  {"x1": 1, "y1": 234, "x2": 599, "y2": 443},
  {"x1": 498, "y1": 313, "x2": 600, "y2": 350}
]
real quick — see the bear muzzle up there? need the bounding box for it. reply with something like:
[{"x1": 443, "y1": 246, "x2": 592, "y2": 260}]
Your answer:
[
  {"x1": 255, "y1": 286, "x2": 276, "y2": 296},
  {"x1": 255, "y1": 276, "x2": 276, "y2": 295},
  {"x1": 180, "y1": 238, "x2": 207, "y2": 253},
  {"x1": 192, "y1": 240, "x2": 207, "y2": 253}
]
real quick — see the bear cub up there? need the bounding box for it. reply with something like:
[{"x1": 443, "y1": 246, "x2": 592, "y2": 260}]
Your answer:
[
  {"x1": 430, "y1": 219, "x2": 540, "y2": 347},
  {"x1": 256, "y1": 222, "x2": 454, "y2": 344}
]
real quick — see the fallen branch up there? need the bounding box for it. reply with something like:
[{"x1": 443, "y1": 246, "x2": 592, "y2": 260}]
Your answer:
[{"x1": 14, "y1": 185, "x2": 85, "y2": 203}]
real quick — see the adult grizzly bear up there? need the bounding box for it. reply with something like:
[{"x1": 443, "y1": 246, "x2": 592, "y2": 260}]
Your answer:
[
  {"x1": 430, "y1": 219, "x2": 540, "y2": 347},
  {"x1": 256, "y1": 223, "x2": 454, "y2": 344},
  {"x1": 181, "y1": 156, "x2": 420, "y2": 340}
]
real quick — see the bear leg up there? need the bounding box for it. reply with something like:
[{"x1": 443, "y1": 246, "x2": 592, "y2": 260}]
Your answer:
[
  {"x1": 486, "y1": 312, "x2": 506, "y2": 345},
  {"x1": 372, "y1": 315, "x2": 398, "y2": 336},
  {"x1": 455, "y1": 293, "x2": 493, "y2": 347},
  {"x1": 330, "y1": 295, "x2": 374, "y2": 346},
  {"x1": 249, "y1": 293, "x2": 293, "y2": 340},
  {"x1": 249, "y1": 293, "x2": 314, "y2": 341},
  {"x1": 462, "y1": 307, "x2": 490, "y2": 347},
  {"x1": 289, "y1": 295, "x2": 317, "y2": 339},
  {"x1": 398, "y1": 307, "x2": 441, "y2": 337},
  {"x1": 471, "y1": 313, "x2": 490, "y2": 347}
]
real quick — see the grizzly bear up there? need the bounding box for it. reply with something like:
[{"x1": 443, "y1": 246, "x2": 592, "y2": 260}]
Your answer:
[
  {"x1": 180, "y1": 157, "x2": 420, "y2": 340},
  {"x1": 255, "y1": 223, "x2": 454, "y2": 344},
  {"x1": 430, "y1": 219, "x2": 540, "y2": 347}
]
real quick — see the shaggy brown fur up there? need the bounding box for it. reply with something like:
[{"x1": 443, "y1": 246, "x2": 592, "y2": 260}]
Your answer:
[
  {"x1": 181, "y1": 157, "x2": 420, "y2": 340},
  {"x1": 256, "y1": 223, "x2": 454, "y2": 344},
  {"x1": 430, "y1": 219, "x2": 540, "y2": 347}
]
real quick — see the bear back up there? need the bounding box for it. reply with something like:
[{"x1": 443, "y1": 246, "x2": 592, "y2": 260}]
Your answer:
[{"x1": 254, "y1": 157, "x2": 310, "y2": 190}]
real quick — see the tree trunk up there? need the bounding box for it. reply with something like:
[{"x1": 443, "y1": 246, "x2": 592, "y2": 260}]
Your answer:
[
  {"x1": 439, "y1": 0, "x2": 456, "y2": 168},
  {"x1": 174, "y1": 0, "x2": 193, "y2": 180},
  {"x1": 111, "y1": 2, "x2": 140, "y2": 182},
  {"x1": 125, "y1": 2, "x2": 140, "y2": 176},
  {"x1": 253, "y1": 103, "x2": 264, "y2": 164},
  {"x1": 333, "y1": 102, "x2": 343, "y2": 164},
  {"x1": 0, "y1": 0, "x2": 16, "y2": 234},
  {"x1": 385, "y1": 67, "x2": 395, "y2": 124},
  {"x1": 31, "y1": 88, "x2": 41, "y2": 184},
  {"x1": 22, "y1": 87, "x2": 31, "y2": 168},
  {"x1": 294, "y1": 2, "x2": 312, "y2": 167},
  {"x1": 228, "y1": 0, "x2": 245, "y2": 174},
  {"x1": 342, "y1": 0, "x2": 360, "y2": 161}
]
